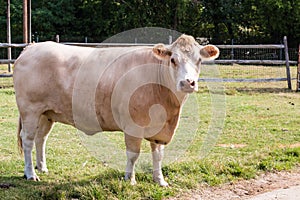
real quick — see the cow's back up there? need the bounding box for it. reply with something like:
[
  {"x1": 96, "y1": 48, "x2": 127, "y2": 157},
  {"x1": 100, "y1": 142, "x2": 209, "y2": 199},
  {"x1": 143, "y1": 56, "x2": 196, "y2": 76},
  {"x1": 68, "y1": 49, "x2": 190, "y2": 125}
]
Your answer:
[{"x1": 14, "y1": 42, "x2": 94, "y2": 125}]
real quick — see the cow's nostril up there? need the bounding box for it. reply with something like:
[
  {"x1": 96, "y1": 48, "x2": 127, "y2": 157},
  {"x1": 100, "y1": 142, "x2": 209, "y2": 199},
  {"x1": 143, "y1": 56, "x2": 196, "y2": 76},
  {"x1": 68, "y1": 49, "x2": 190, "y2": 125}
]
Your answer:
[
  {"x1": 186, "y1": 79, "x2": 195, "y2": 87},
  {"x1": 180, "y1": 81, "x2": 185, "y2": 87}
]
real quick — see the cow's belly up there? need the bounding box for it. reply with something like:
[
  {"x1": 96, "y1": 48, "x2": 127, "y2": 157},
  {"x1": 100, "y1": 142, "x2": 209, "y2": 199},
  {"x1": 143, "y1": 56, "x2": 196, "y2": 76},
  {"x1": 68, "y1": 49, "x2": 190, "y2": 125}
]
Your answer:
[
  {"x1": 43, "y1": 110, "x2": 75, "y2": 127},
  {"x1": 44, "y1": 109, "x2": 121, "y2": 135}
]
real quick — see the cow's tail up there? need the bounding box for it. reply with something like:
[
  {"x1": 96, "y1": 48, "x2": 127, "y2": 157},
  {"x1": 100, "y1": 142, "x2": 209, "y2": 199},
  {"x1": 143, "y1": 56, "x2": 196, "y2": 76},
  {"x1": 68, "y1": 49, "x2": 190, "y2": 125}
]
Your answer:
[{"x1": 17, "y1": 116, "x2": 23, "y2": 155}]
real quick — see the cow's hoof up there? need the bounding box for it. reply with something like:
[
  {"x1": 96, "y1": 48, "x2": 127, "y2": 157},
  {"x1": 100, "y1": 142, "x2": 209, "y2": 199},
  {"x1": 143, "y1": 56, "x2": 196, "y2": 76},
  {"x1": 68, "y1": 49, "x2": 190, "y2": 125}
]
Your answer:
[
  {"x1": 130, "y1": 179, "x2": 137, "y2": 185},
  {"x1": 159, "y1": 180, "x2": 169, "y2": 187},
  {"x1": 154, "y1": 179, "x2": 169, "y2": 187},
  {"x1": 35, "y1": 166, "x2": 49, "y2": 173},
  {"x1": 24, "y1": 174, "x2": 40, "y2": 181},
  {"x1": 124, "y1": 178, "x2": 137, "y2": 185},
  {"x1": 124, "y1": 174, "x2": 137, "y2": 185}
]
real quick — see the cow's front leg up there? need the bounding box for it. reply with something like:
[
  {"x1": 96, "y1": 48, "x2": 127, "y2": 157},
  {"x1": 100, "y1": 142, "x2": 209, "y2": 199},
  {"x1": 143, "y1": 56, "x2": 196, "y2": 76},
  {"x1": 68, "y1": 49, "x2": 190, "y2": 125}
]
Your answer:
[
  {"x1": 151, "y1": 143, "x2": 168, "y2": 186},
  {"x1": 124, "y1": 134, "x2": 142, "y2": 185}
]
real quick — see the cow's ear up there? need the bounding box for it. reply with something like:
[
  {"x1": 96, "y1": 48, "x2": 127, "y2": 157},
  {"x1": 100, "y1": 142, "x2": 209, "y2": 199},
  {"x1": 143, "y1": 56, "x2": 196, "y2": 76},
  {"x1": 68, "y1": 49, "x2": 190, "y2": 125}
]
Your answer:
[
  {"x1": 153, "y1": 44, "x2": 172, "y2": 60},
  {"x1": 200, "y1": 45, "x2": 220, "y2": 61}
]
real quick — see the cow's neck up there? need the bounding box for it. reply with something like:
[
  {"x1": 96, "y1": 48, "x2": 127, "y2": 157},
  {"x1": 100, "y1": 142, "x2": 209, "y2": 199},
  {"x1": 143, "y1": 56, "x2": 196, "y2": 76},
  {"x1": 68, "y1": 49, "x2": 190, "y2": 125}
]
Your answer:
[{"x1": 158, "y1": 60, "x2": 188, "y2": 107}]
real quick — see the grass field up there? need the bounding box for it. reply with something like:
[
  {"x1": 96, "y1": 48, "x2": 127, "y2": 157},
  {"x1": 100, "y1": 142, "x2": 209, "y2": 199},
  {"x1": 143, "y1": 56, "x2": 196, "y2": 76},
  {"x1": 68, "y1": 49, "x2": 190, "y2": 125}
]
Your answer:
[{"x1": 0, "y1": 64, "x2": 299, "y2": 199}]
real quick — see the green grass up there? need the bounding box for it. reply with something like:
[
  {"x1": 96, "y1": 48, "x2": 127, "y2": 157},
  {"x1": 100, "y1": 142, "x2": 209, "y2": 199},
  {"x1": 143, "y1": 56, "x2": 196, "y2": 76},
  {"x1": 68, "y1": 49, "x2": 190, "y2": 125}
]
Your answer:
[{"x1": 1, "y1": 65, "x2": 300, "y2": 199}]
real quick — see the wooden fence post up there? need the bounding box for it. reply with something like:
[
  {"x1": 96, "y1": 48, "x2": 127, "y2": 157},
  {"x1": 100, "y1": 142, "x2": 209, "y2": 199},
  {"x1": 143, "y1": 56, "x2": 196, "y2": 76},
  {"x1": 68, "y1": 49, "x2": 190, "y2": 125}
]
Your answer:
[
  {"x1": 283, "y1": 36, "x2": 292, "y2": 90},
  {"x1": 28, "y1": 0, "x2": 31, "y2": 43},
  {"x1": 56, "y1": 35, "x2": 60, "y2": 43},
  {"x1": 23, "y1": 0, "x2": 28, "y2": 43},
  {"x1": 7, "y1": 0, "x2": 11, "y2": 72},
  {"x1": 169, "y1": 35, "x2": 172, "y2": 44},
  {"x1": 296, "y1": 44, "x2": 300, "y2": 92}
]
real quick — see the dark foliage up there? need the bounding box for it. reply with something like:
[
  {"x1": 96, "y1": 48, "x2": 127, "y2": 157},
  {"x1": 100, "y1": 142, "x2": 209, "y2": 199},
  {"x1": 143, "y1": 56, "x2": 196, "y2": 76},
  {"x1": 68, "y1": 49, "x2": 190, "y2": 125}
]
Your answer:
[{"x1": 0, "y1": 0, "x2": 299, "y2": 46}]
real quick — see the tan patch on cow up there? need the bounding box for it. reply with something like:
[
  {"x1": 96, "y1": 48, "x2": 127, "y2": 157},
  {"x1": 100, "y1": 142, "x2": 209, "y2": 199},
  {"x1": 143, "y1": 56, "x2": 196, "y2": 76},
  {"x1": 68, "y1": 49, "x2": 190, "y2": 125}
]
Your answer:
[
  {"x1": 128, "y1": 83, "x2": 181, "y2": 144},
  {"x1": 153, "y1": 44, "x2": 172, "y2": 60},
  {"x1": 173, "y1": 34, "x2": 197, "y2": 53},
  {"x1": 129, "y1": 84, "x2": 180, "y2": 127},
  {"x1": 200, "y1": 45, "x2": 219, "y2": 58}
]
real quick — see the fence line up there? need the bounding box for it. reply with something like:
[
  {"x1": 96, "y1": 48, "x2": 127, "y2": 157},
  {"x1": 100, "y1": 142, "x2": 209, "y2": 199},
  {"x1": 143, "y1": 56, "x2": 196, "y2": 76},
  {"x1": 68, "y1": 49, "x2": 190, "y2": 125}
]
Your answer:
[
  {"x1": 0, "y1": 43, "x2": 27, "y2": 48},
  {"x1": 217, "y1": 44, "x2": 285, "y2": 49},
  {"x1": 0, "y1": 43, "x2": 297, "y2": 65},
  {"x1": 213, "y1": 60, "x2": 296, "y2": 65},
  {"x1": 198, "y1": 78, "x2": 288, "y2": 82},
  {"x1": 0, "y1": 43, "x2": 26, "y2": 65},
  {"x1": 0, "y1": 39, "x2": 299, "y2": 90}
]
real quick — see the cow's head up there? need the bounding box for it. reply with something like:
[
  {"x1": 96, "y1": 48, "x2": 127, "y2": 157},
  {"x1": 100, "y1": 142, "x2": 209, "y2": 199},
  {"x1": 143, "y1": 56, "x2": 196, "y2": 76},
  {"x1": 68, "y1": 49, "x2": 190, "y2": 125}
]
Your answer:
[{"x1": 153, "y1": 34, "x2": 219, "y2": 93}]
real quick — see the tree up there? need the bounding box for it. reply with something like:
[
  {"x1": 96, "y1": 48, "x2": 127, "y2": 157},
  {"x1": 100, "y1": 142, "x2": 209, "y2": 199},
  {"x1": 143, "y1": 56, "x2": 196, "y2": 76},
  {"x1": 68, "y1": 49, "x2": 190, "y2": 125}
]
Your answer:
[
  {"x1": 253, "y1": 0, "x2": 300, "y2": 45},
  {"x1": 31, "y1": 0, "x2": 81, "y2": 41},
  {"x1": 0, "y1": 1, "x2": 7, "y2": 42},
  {"x1": 0, "y1": 0, "x2": 299, "y2": 46}
]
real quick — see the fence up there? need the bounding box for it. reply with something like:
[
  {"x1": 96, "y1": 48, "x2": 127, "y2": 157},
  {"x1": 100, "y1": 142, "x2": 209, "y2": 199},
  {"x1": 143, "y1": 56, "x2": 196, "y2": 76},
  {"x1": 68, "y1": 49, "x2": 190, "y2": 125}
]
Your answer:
[
  {"x1": 0, "y1": 38, "x2": 299, "y2": 90},
  {"x1": 200, "y1": 36, "x2": 298, "y2": 90}
]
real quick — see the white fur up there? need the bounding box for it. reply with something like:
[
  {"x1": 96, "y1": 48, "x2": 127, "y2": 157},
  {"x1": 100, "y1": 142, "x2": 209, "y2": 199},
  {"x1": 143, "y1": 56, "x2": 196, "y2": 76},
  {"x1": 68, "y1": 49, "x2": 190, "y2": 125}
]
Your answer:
[
  {"x1": 125, "y1": 151, "x2": 140, "y2": 185},
  {"x1": 152, "y1": 144, "x2": 168, "y2": 186}
]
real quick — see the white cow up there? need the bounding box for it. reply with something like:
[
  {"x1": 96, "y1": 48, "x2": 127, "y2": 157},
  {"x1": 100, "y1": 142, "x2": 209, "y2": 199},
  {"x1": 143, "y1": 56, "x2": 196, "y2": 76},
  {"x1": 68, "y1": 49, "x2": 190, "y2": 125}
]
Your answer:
[{"x1": 14, "y1": 34, "x2": 219, "y2": 186}]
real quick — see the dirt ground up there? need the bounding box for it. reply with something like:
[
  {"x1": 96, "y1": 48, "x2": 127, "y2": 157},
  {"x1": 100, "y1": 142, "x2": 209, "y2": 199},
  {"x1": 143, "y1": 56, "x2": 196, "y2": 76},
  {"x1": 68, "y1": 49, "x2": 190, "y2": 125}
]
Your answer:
[{"x1": 168, "y1": 166, "x2": 300, "y2": 200}]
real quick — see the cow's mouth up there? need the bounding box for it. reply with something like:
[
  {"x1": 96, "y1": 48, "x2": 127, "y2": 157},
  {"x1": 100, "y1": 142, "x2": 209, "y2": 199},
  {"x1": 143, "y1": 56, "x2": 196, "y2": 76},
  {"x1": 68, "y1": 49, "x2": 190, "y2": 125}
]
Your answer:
[{"x1": 179, "y1": 80, "x2": 197, "y2": 93}]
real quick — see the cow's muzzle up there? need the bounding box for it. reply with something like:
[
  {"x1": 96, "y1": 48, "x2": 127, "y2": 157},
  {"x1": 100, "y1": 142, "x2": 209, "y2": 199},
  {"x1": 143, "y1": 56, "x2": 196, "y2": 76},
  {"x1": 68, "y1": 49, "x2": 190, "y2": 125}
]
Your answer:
[{"x1": 179, "y1": 79, "x2": 198, "y2": 93}]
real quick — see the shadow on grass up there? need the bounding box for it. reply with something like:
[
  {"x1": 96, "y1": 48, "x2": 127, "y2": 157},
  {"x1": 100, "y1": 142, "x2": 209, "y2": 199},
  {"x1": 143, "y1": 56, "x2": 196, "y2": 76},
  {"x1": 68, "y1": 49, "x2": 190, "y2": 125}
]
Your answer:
[
  {"x1": 0, "y1": 168, "x2": 170, "y2": 200},
  {"x1": 2, "y1": 148, "x2": 300, "y2": 200},
  {"x1": 0, "y1": 175, "x2": 23, "y2": 185},
  {"x1": 41, "y1": 169, "x2": 127, "y2": 200},
  {"x1": 0, "y1": 170, "x2": 123, "y2": 199}
]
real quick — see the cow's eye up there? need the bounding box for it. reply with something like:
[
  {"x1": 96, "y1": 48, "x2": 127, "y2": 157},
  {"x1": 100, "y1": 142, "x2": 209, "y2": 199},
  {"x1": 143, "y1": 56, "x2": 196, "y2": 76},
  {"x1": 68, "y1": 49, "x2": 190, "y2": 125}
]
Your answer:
[{"x1": 171, "y1": 58, "x2": 176, "y2": 65}]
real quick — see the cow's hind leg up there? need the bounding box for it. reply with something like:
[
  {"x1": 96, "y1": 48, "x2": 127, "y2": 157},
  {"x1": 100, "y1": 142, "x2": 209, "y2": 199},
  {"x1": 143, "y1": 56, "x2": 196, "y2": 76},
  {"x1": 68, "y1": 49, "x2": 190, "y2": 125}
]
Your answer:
[
  {"x1": 35, "y1": 115, "x2": 53, "y2": 173},
  {"x1": 150, "y1": 143, "x2": 168, "y2": 186},
  {"x1": 124, "y1": 134, "x2": 142, "y2": 185},
  {"x1": 20, "y1": 114, "x2": 41, "y2": 181}
]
